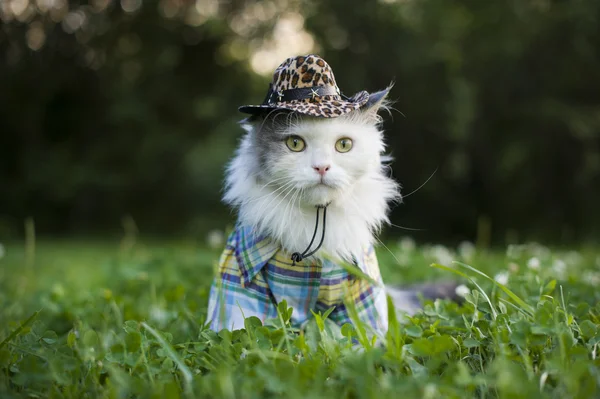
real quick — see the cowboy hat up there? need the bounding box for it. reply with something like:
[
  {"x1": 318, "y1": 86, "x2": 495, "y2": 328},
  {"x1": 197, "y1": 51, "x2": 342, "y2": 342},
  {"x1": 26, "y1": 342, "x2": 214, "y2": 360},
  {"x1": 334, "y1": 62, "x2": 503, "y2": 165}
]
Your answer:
[{"x1": 239, "y1": 54, "x2": 390, "y2": 118}]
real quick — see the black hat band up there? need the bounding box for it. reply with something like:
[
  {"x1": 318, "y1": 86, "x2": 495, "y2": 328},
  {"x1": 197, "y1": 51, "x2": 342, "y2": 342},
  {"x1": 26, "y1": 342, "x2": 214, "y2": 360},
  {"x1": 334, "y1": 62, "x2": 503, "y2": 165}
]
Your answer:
[{"x1": 262, "y1": 84, "x2": 341, "y2": 105}]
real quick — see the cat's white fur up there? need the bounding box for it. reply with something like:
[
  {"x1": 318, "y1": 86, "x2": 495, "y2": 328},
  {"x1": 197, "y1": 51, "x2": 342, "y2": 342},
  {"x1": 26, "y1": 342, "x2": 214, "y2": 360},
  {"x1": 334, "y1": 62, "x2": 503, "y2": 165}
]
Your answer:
[{"x1": 223, "y1": 103, "x2": 401, "y2": 263}]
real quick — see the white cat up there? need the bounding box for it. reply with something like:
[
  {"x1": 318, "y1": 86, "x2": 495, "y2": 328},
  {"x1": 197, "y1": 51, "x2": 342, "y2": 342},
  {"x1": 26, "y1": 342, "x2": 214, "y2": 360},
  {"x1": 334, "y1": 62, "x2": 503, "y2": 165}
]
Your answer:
[{"x1": 207, "y1": 54, "x2": 455, "y2": 333}]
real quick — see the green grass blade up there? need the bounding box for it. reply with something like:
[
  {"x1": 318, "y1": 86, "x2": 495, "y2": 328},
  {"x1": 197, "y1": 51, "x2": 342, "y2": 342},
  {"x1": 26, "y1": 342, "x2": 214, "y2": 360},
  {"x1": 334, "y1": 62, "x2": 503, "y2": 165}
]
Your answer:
[
  {"x1": 430, "y1": 263, "x2": 498, "y2": 319},
  {"x1": 141, "y1": 322, "x2": 194, "y2": 396},
  {"x1": 453, "y1": 261, "x2": 535, "y2": 316},
  {"x1": 0, "y1": 310, "x2": 41, "y2": 350},
  {"x1": 342, "y1": 283, "x2": 372, "y2": 349},
  {"x1": 322, "y1": 252, "x2": 381, "y2": 287}
]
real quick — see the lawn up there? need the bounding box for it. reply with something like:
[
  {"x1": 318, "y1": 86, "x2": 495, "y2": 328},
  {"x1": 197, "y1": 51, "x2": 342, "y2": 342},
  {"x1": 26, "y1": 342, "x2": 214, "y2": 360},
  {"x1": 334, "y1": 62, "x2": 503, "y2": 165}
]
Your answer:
[{"x1": 0, "y1": 236, "x2": 599, "y2": 398}]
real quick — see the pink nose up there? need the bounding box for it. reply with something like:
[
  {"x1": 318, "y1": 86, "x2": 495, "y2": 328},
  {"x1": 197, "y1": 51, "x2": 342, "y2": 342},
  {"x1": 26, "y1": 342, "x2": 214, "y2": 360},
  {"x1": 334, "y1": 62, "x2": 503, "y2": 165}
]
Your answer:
[{"x1": 313, "y1": 165, "x2": 330, "y2": 176}]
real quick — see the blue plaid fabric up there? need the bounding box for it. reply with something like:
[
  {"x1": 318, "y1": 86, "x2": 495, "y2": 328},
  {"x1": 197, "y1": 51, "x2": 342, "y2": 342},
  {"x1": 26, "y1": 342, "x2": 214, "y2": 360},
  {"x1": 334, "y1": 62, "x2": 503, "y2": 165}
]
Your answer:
[{"x1": 207, "y1": 225, "x2": 388, "y2": 332}]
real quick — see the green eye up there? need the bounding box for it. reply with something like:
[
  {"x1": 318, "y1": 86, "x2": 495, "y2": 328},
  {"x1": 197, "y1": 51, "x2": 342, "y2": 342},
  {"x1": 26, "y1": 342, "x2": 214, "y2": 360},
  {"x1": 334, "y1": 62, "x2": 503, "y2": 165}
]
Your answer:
[
  {"x1": 335, "y1": 138, "x2": 353, "y2": 153},
  {"x1": 286, "y1": 135, "x2": 306, "y2": 152}
]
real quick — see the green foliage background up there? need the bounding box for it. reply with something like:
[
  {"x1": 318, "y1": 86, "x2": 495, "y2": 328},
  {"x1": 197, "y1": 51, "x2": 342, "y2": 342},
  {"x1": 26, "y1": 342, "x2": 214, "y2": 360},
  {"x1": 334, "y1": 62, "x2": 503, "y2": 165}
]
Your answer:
[{"x1": 1, "y1": 0, "x2": 599, "y2": 244}]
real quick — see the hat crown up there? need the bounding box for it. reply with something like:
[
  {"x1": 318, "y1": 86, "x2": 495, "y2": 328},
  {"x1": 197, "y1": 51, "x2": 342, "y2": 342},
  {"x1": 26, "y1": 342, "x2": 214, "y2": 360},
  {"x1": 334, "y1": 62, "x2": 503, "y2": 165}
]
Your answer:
[{"x1": 271, "y1": 54, "x2": 339, "y2": 92}]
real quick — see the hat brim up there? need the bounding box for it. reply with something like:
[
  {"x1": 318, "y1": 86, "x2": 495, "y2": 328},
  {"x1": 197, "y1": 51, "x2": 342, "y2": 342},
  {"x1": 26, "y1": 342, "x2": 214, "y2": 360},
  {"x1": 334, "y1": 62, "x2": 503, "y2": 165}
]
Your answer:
[{"x1": 238, "y1": 87, "x2": 390, "y2": 118}]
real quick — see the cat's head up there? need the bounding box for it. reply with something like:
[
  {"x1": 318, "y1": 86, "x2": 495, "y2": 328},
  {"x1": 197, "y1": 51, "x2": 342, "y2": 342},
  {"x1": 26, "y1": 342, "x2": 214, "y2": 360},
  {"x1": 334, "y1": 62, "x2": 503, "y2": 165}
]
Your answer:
[
  {"x1": 225, "y1": 54, "x2": 399, "y2": 253},
  {"x1": 234, "y1": 90, "x2": 394, "y2": 207}
]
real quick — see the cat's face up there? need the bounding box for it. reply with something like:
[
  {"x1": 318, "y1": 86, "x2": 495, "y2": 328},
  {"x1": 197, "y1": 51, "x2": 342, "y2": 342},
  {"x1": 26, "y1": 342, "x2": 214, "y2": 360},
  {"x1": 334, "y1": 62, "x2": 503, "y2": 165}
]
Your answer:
[{"x1": 254, "y1": 113, "x2": 385, "y2": 206}]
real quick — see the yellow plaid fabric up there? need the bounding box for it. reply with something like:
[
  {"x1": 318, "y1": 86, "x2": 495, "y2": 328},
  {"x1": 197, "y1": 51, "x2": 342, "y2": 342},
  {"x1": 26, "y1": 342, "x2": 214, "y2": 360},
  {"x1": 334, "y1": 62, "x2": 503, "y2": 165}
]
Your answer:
[{"x1": 207, "y1": 225, "x2": 388, "y2": 332}]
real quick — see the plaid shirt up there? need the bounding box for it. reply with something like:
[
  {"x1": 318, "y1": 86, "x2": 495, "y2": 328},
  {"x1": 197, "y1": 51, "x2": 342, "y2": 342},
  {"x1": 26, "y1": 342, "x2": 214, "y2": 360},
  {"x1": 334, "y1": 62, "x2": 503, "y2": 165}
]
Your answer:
[{"x1": 207, "y1": 225, "x2": 388, "y2": 333}]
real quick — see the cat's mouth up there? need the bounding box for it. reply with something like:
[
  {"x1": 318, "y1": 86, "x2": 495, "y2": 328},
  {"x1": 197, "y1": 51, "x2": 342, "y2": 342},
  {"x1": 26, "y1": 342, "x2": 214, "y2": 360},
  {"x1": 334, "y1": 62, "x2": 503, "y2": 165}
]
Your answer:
[
  {"x1": 302, "y1": 181, "x2": 341, "y2": 206},
  {"x1": 314, "y1": 181, "x2": 335, "y2": 189}
]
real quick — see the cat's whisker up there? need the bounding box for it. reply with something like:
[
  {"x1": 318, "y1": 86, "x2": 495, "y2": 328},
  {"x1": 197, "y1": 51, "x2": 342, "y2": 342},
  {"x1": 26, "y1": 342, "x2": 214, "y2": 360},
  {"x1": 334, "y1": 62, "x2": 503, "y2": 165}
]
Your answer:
[
  {"x1": 387, "y1": 104, "x2": 406, "y2": 120},
  {"x1": 284, "y1": 111, "x2": 301, "y2": 130},
  {"x1": 247, "y1": 183, "x2": 289, "y2": 202},
  {"x1": 257, "y1": 175, "x2": 290, "y2": 185},
  {"x1": 401, "y1": 168, "x2": 438, "y2": 199},
  {"x1": 247, "y1": 183, "x2": 297, "y2": 233},
  {"x1": 388, "y1": 223, "x2": 425, "y2": 232},
  {"x1": 283, "y1": 186, "x2": 302, "y2": 241},
  {"x1": 280, "y1": 186, "x2": 294, "y2": 229},
  {"x1": 244, "y1": 179, "x2": 296, "y2": 206},
  {"x1": 373, "y1": 235, "x2": 403, "y2": 266},
  {"x1": 253, "y1": 175, "x2": 290, "y2": 193},
  {"x1": 262, "y1": 180, "x2": 294, "y2": 209},
  {"x1": 345, "y1": 194, "x2": 422, "y2": 232},
  {"x1": 273, "y1": 186, "x2": 299, "y2": 236},
  {"x1": 271, "y1": 183, "x2": 299, "y2": 220},
  {"x1": 256, "y1": 183, "x2": 297, "y2": 216},
  {"x1": 254, "y1": 109, "x2": 290, "y2": 133}
]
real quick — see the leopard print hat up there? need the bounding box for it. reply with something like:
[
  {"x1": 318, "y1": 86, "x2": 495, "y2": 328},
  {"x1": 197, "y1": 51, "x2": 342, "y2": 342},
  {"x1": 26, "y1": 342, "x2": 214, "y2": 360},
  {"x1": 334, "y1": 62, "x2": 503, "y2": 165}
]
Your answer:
[{"x1": 239, "y1": 54, "x2": 390, "y2": 118}]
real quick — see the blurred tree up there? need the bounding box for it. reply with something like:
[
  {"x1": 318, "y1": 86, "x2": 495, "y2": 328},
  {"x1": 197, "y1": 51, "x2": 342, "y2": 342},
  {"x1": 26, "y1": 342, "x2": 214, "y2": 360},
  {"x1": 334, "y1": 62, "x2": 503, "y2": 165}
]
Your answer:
[{"x1": 0, "y1": 0, "x2": 599, "y2": 245}]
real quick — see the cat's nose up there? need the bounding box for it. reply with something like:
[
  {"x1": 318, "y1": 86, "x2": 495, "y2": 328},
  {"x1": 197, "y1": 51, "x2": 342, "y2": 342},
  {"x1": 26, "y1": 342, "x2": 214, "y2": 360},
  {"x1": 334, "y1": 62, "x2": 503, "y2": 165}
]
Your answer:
[{"x1": 313, "y1": 164, "x2": 330, "y2": 176}]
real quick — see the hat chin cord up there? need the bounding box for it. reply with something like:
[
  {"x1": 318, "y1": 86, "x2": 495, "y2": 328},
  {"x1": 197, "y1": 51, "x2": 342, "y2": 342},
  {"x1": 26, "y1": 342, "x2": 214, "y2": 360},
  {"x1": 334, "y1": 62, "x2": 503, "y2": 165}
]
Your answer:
[{"x1": 290, "y1": 203, "x2": 330, "y2": 265}]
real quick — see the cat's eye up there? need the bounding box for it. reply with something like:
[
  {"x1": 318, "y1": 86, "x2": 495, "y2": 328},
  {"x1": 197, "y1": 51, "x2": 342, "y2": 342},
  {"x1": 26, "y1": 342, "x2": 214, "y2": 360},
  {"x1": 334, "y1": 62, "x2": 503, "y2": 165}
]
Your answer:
[
  {"x1": 286, "y1": 135, "x2": 306, "y2": 152},
  {"x1": 335, "y1": 138, "x2": 353, "y2": 153}
]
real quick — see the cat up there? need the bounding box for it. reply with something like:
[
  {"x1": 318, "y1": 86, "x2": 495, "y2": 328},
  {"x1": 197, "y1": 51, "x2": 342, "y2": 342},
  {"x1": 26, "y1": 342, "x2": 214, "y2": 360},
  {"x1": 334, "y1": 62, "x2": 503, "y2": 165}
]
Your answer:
[{"x1": 207, "y1": 54, "x2": 456, "y2": 334}]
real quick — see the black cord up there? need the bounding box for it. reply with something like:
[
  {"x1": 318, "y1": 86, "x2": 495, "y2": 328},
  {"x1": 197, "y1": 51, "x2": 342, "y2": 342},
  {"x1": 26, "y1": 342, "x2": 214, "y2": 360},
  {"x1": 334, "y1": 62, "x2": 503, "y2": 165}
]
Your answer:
[{"x1": 291, "y1": 205, "x2": 328, "y2": 265}]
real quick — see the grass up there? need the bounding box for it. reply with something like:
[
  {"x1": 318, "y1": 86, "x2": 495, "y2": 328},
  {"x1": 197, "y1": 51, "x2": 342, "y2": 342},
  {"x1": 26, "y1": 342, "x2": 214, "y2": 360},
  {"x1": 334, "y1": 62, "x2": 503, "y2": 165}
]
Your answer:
[{"x1": 0, "y1": 236, "x2": 599, "y2": 398}]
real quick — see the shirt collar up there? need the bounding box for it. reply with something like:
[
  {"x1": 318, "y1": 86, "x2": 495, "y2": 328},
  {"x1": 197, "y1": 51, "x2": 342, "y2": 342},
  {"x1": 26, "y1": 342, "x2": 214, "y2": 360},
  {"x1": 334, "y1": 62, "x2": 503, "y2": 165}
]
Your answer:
[
  {"x1": 233, "y1": 225, "x2": 378, "y2": 286},
  {"x1": 234, "y1": 225, "x2": 279, "y2": 287}
]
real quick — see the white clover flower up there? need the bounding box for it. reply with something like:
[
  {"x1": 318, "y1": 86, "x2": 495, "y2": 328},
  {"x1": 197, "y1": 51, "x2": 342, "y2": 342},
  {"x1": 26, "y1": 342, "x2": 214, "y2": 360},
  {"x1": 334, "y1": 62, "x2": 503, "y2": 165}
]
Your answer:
[
  {"x1": 0, "y1": 243, "x2": 4, "y2": 259},
  {"x1": 527, "y1": 257, "x2": 541, "y2": 271},
  {"x1": 454, "y1": 284, "x2": 470, "y2": 298},
  {"x1": 395, "y1": 252, "x2": 412, "y2": 268},
  {"x1": 508, "y1": 262, "x2": 519, "y2": 273},
  {"x1": 206, "y1": 229, "x2": 225, "y2": 249},
  {"x1": 530, "y1": 243, "x2": 551, "y2": 260},
  {"x1": 552, "y1": 259, "x2": 567, "y2": 279},
  {"x1": 582, "y1": 271, "x2": 600, "y2": 286},
  {"x1": 150, "y1": 306, "x2": 169, "y2": 324},
  {"x1": 565, "y1": 251, "x2": 582, "y2": 266},
  {"x1": 429, "y1": 245, "x2": 454, "y2": 266},
  {"x1": 494, "y1": 271, "x2": 509, "y2": 285},
  {"x1": 398, "y1": 236, "x2": 416, "y2": 252},
  {"x1": 457, "y1": 241, "x2": 476, "y2": 260},
  {"x1": 423, "y1": 384, "x2": 438, "y2": 399},
  {"x1": 506, "y1": 244, "x2": 524, "y2": 259}
]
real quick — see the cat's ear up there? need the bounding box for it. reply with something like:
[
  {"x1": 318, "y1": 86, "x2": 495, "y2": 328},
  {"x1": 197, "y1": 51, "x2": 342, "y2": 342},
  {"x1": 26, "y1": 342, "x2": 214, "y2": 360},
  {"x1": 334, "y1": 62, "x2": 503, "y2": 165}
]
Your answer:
[{"x1": 357, "y1": 83, "x2": 394, "y2": 124}]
